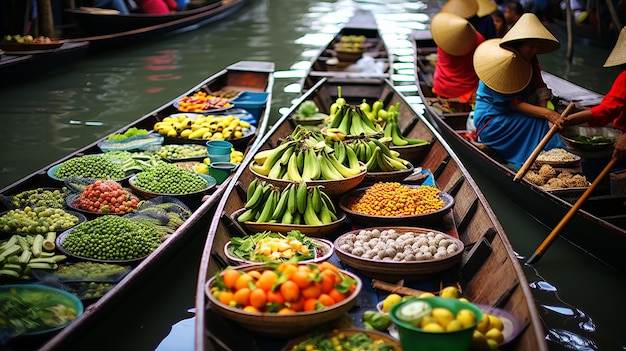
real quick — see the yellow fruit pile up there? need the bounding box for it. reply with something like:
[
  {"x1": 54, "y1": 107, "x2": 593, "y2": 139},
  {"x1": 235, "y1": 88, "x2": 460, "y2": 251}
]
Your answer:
[
  {"x1": 153, "y1": 114, "x2": 251, "y2": 140},
  {"x1": 472, "y1": 313, "x2": 505, "y2": 351}
]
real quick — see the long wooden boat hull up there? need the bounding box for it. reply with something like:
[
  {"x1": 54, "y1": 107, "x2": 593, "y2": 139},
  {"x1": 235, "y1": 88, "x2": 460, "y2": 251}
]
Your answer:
[
  {"x1": 63, "y1": 0, "x2": 246, "y2": 54},
  {"x1": 0, "y1": 42, "x2": 90, "y2": 87},
  {"x1": 65, "y1": 1, "x2": 222, "y2": 36},
  {"x1": 411, "y1": 31, "x2": 626, "y2": 273},
  {"x1": 301, "y1": 9, "x2": 393, "y2": 92},
  {"x1": 1, "y1": 60, "x2": 274, "y2": 351},
  {"x1": 194, "y1": 77, "x2": 548, "y2": 350}
]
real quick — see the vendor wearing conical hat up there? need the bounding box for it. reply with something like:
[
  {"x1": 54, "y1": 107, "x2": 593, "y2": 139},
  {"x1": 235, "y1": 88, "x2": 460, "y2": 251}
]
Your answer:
[
  {"x1": 441, "y1": 0, "x2": 498, "y2": 39},
  {"x1": 472, "y1": 39, "x2": 566, "y2": 166},
  {"x1": 500, "y1": 13, "x2": 560, "y2": 109},
  {"x1": 430, "y1": 12, "x2": 485, "y2": 102},
  {"x1": 565, "y1": 27, "x2": 626, "y2": 160}
]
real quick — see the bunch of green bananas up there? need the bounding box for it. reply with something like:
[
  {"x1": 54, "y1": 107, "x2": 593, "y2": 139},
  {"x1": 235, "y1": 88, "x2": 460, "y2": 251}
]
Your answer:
[
  {"x1": 345, "y1": 137, "x2": 411, "y2": 172},
  {"x1": 251, "y1": 126, "x2": 365, "y2": 181},
  {"x1": 238, "y1": 180, "x2": 338, "y2": 226},
  {"x1": 381, "y1": 103, "x2": 429, "y2": 147},
  {"x1": 327, "y1": 104, "x2": 382, "y2": 137}
]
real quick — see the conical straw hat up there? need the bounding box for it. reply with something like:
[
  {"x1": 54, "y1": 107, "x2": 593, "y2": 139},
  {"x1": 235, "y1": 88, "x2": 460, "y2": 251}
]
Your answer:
[
  {"x1": 476, "y1": 0, "x2": 498, "y2": 17},
  {"x1": 500, "y1": 13, "x2": 560, "y2": 54},
  {"x1": 474, "y1": 39, "x2": 532, "y2": 94},
  {"x1": 430, "y1": 12, "x2": 478, "y2": 56},
  {"x1": 441, "y1": 0, "x2": 478, "y2": 19},
  {"x1": 604, "y1": 26, "x2": 626, "y2": 67}
]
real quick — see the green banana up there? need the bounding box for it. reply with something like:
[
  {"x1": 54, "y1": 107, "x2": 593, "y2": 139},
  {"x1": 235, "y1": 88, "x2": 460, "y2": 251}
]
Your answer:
[
  {"x1": 318, "y1": 153, "x2": 344, "y2": 180},
  {"x1": 356, "y1": 107, "x2": 380, "y2": 134},
  {"x1": 318, "y1": 199, "x2": 333, "y2": 224},
  {"x1": 237, "y1": 207, "x2": 257, "y2": 222},
  {"x1": 365, "y1": 146, "x2": 382, "y2": 171},
  {"x1": 293, "y1": 211, "x2": 302, "y2": 225},
  {"x1": 390, "y1": 119, "x2": 408, "y2": 146},
  {"x1": 311, "y1": 186, "x2": 322, "y2": 213},
  {"x1": 256, "y1": 190, "x2": 278, "y2": 223},
  {"x1": 287, "y1": 183, "x2": 297, "y2": 214},
  {"x1": 245, "y1": 182, "x2": 269, "y2": 209},
  {"x1": 296, "y1": 181, "x2": 308, "y2": 214},
  {"x1": 319, "y1": 190, "x2": 336, "y2": 214},
  {"x1": 279, "y1": 144, "x2": 296, "y2": 165},
  {"x1": 303, "y1": 192, "x2": 323, "y2": 226},
  {"x1": 344, "y1": 143, "x2": 361, "y2": 171},
  {"x1": 337, "y1": 106, "x2": 352, "y2": 135},
  {"x1": 271, "y1": 186, "x2": 291, "y2": 220},
  {"x1": 325, "y1": 151, "x2": 361, "y2": 178},
  {"x1": 268, "y1": 157, "x2": 285, "y2": 179},
  {"x1": 287, "y1": 152, "x2": 303, "y2": 182},
  {"x1": 376, "y1": 147, "x2": 395, "y2": 172},
  {"x1": 246, "y1": 178, "x2": 258, "y2": 203},
  {"x1": 383, "y1": 153, "x2": 408, "y2": 170},
  {"x1": 349, "y1": 109, "x2": 364, "y2": 136},
  {"x1": 308, "y1": 148, "x2": 321, "y2": 180},
  {"x1": 296, "y1": 148, "x2": 305, "y2": 173},
  {"x1": 281, "y1": 210, "x2": 293, "y2": 224},
  {"x1": 251, "y1": 141, "x2": 296, "y2": 175},
  {"x1": 334, "y1": 140, "x2": 346, "y2": 164}
]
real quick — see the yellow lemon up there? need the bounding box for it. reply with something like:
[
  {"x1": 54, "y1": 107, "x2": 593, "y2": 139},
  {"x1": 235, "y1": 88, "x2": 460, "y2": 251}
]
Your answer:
[
  {"x1": 487, "y1": 339, "x2": 499, "y2": 350},
  {"x1": 458, "y1": 297, "x2": 470, "y2": 303},
  {"x1": 487, "y1": 314, "x2": 504, "y2": 331},
  {"x1": 456, "y1": 308, "x2": 477, "y2": 328},
  {"x1": 419, "y1": 315, "x2": 436, "y2": 328},
  {"x1": 445, "y1": 319, "x2": 463, "y2": 332},
  {"x1": 485, "y1": 328, "x2": 504, "y2": 344},
  {"x1": 382, "y1": 294, "x2": 402, "y2": 313},
  {"x1": 421, "y1": 322, "x2": 445, "y2": 333},
  {"x1": 476, "y1": 314, "x2": 491, "y2": 334},
  {"x1": 419, "y1": 292, "x2": 436, "y2": 298},
  {"x1": 203, "y1": 157, "x2": 211, "y2": 165},
  {"x1": 440, "y1": 286, "x2": 461, "y2": 298},
  {"x1": 471, "y1": 330, "x2": 490, "y2": 351},
  {"x1": 431, "y1": 307, "x2": 455, "y2": 329}
]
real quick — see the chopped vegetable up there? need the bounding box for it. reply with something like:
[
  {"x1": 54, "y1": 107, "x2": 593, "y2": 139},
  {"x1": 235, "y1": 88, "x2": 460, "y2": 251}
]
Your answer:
[
  {"x1": 228, "y1": 230, "x2": 325, "y2": 263},
  {"x1": 289, "y1": 331, "x2": 396, "y2": 351}
]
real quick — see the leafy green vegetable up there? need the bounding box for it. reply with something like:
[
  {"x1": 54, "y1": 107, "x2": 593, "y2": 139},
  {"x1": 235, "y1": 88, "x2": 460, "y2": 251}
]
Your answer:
[
  {"x1": 107, "y1": 127, "x2": 149, "y2": 141},
  {"x1": 573, "y1": 135, "x2": 614, "y2": 144},
  {"x1": 289, "y1": 331, "x2": 396, "y2": 351},
  {"x1": 297, "y1": 100, "x2": 319, "y2": 117}
]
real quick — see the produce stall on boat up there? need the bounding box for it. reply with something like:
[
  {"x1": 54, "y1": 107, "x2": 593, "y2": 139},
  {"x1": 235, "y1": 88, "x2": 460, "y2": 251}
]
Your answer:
[
  {"x1": 0, "y1": 60, "x2": 274, "y2": 350},
  {"x1": 194, "y1": 77, "x2": 548, "y2": 350}
]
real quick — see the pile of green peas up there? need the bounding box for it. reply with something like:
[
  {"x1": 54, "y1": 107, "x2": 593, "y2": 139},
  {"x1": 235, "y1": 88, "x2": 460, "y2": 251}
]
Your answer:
[
  {"x1": 54, "y1": 155, "x2": 126, "y2": 180},
  {"x1": 61, "y1": 216, "x2": 162, "y2": 261},
  {"x1": 132, "y1": 163, "x2": 208, "y2": 194},
  {"x1": 155, "y1": 144, "x2": 207, "y2": 160}
]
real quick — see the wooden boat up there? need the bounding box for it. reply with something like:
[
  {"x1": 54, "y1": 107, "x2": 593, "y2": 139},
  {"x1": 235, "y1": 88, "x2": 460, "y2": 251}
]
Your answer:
[
  {"x1": 0, "y1": 60, "x2": 274, "y2": 351},
  {"x1": 300, "y1": 9, "x2": 393, "y2": 92},
  {"x1": 61, "y1": 0, "x2": 246, "y2": 54},
  {"x1": 411, "y1": 31, "x2": 626, "y2": 273},
  {"x1": 0, "y1": 41, "x2": 90, "y2": 87},
  {"x1": 65, "y1": 1, "x2": 224, "y2": 36},
  {"x1": 194, "y1": 77, "x2": 548, "y2": 350}
]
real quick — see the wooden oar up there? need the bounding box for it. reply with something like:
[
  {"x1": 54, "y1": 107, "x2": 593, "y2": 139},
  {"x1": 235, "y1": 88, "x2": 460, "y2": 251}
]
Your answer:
[
  {"x1": 514, "y1": 102, "x2": 576, "y2": 182},
  {"x1": 526, "y1": 156, "x2": 619, "y2": 264}
]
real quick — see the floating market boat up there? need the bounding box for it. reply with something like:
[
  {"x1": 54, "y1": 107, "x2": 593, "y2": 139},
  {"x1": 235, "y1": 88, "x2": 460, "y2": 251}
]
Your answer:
[
  {"x1": 62, "y1": 0, "x2": 246, "y2": 54},
  {"x1": 0, "y1": 41, "x2": 90, "y2": 88},
  {"x1": 300, "y1": 9, "x2": 393, "y2": 92},
  {"x1": 194, "y1": 77, "x2": 548, "y2": 350},
  {"x1": 411, "y1": 30, "x2": 626, "y2": 273},
  {"x1": 0, "y1": 60, "x2": 274, "y2": 350}
]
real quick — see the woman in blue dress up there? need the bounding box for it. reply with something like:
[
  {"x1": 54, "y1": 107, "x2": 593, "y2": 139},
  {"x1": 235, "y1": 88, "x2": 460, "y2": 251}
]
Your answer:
[{"x1": 472, "y1": 13, "x2": 565, "y2": 167}]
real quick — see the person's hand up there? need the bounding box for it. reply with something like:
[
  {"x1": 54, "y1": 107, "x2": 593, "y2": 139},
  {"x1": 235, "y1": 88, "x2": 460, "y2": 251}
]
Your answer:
[
  {"x1": 545, "y1": 109, "x2": 564, "y2": 126},
  {"x1": 613, "y1": 133, "x2": 626, "y2": 160}
]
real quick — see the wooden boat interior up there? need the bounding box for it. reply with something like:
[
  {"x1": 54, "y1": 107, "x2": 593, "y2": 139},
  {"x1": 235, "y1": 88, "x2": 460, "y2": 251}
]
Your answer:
[{"x1": 194, "y1": 77, "x2": 547, "y2": 350}]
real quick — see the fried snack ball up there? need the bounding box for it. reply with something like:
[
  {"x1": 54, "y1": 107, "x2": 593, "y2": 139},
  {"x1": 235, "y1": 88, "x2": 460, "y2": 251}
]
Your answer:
[{"x1": 525, "y1": 170, "x2": 545, "y2": 186}]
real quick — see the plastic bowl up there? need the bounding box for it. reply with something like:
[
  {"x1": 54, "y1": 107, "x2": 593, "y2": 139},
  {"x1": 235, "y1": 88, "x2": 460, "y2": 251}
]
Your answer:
[{"x1": 389, "y1": 297, "x2": 483, "y2": 351}]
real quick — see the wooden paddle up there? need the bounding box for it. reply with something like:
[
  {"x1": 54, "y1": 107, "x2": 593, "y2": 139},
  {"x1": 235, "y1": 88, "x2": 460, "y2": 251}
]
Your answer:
[
  {"x1": 526, "y1": 156, "x2": 619, "y2": 264},
  {"x1": 513, "y1": 102, "x2": 576, "y2": 182}
]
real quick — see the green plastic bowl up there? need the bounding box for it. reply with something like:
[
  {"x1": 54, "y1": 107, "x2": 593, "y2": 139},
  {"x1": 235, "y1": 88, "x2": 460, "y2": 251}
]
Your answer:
[{"x1": 389, "y1": 297, "x2": 483, "y2": 351}]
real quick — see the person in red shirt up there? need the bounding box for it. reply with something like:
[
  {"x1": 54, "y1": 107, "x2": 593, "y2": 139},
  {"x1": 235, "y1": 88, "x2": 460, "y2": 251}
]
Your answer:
[
  {"x1": 565, "y1": 26, "x2": 626, "y2": 160},
  {"x1": 136, "y1": 0, "x2": 177, "y2": 14},
  {"x1": 430, "y1": 12, "x2": 485, "y2": 103}
]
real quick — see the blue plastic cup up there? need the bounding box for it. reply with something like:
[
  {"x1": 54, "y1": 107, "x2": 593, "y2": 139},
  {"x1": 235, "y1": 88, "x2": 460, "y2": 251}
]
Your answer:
[
  {"x1": 208, "y1": 153, "x2": 230, "y2": 163},
  {"x1": 209, "y1": 162, "x2": 237, "y2": 184},
  {"x1": 206, "y1": 140, "x2": 233, "y2": 155}
]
